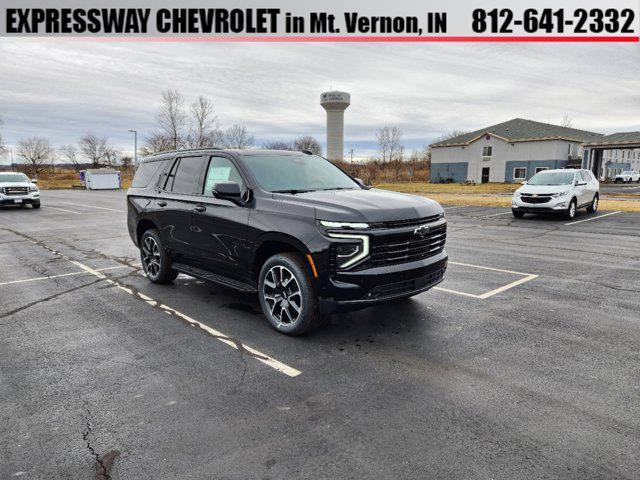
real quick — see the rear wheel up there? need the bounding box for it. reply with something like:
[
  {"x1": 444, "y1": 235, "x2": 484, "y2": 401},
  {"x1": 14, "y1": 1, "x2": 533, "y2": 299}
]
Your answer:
[
  {"x1": 258, "y1": 252, "x2": 322, "y2": 335},
  {"x1": 565, "y1": 199, "x2": 577, "y2": 220},
  {"x1": 512, "y1": 210, "x2": 525, "y2": 218},
  {"x1": 140, "y1": 229, "x2": 178, "y2": 284},
  {"x1": 586, "y1": 194, "x2": 599, "y2": 214}
]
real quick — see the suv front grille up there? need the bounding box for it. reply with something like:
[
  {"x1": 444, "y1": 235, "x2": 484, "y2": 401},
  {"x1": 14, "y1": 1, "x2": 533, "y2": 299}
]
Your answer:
[
  {"x1": 368, "y1": 214, "x2": 442, "y2": 230},
  {"x1": 3, "y1": 186, "x2": 29, "y2": 196},
  {"x1": 520, "y1": 194, "x2": 551, "y2": 204}
]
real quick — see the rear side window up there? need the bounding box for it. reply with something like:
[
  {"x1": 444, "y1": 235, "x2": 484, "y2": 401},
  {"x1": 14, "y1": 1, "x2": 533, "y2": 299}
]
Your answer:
[
  {"x1": 580, "y1": 171, "x2": 591, "y2": 182},
  {"x1": 167, "y1": 156, "x2": 207, "y2": 194},
  {"x1": 131, "y1": 161, "x2": 164, "y2": 188}
]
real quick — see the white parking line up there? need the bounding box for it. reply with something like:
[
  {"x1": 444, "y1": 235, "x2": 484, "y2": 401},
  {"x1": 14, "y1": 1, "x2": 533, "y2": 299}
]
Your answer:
[
  {"x1": 41, "y1": 206, "x2": 82, "y2": 215},
  {"x1": 564, "y1": 211, "x2": 622, "y2": 226},
  {"x1": 59, "y1": 202, "x2": 125, "y2": 213},
  {"x1": 434, "y1": 261, "x2": 538, "y2": 299},
  {"x1": 0, "y1": 266, "x2": 128, "y2": 287},
  {"x1": 20, "y1": 237, "x2": 302, "y2": 378},
  {"x1": 478, "y1": 211, "x2": 512, "y2": 218},
  {"x1": 443, "y1": 205, "x2": 469, "y2": 210}
]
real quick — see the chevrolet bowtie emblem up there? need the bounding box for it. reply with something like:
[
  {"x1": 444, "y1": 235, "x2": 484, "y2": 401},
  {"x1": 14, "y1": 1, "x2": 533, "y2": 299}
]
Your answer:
[{"x1": 414, "y1": 225, "x2": 430, "y2": 236}]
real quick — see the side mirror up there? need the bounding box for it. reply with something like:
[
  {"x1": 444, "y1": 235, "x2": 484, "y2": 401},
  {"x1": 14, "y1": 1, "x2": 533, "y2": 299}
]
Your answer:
[
  {"x1": 355, "y1": 178, "x2": 365, "y2": 187},
  {"x1": 212, "y1": 181, "x2": 243, "y2": 205},
  {"x1": 30, "y1": 179, "x2": 38, "y2": 184}
]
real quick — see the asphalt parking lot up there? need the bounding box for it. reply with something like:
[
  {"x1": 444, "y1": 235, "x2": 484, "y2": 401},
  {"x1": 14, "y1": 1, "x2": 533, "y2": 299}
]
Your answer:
[{"x1": 2, "y1": 190, "x2": 639, "y2": 480}]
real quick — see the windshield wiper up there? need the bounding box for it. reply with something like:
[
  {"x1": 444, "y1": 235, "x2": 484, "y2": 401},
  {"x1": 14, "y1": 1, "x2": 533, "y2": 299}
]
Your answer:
[
  {"x1": 320, "y1": 187, "x2": 354, "y2": 191},
  {"x1": 271, "y1": 189, "x2": 316, "y2": 194}
]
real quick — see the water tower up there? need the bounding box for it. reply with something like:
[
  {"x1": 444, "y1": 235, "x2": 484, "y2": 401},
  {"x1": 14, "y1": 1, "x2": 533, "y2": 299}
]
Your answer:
[{"x1": 320, "y1": 91, "x2": 350, "y2": 161}]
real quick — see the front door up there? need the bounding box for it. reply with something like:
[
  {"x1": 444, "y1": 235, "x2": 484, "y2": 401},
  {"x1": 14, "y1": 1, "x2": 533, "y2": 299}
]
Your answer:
[
  {"x1": 190, "y1": 155, "x2": 250, "y2": 281},
  {"x1": 481, "y1": 167, "x2": 490, "y2": 183}
]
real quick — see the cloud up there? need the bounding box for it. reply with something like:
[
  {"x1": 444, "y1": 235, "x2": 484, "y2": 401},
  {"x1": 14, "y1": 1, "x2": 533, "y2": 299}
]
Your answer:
[{"x1": 0, "y1": 40, "x2": 639, "y2": 162}]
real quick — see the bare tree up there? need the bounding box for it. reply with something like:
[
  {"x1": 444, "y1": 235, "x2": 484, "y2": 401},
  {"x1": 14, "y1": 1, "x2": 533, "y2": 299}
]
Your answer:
[
  {"x1": 157, "y1": 89, "x2": 187, "y2": 150},
  {"x1": 79, "y1": 133, "x2": 110, "y2": 167},
  {"x1": 293, "y1": 136, "x2": 322, "y2": 155},
  {"x1": 17, "y1": 137, "x2": 55, "y2": 175},
  {"x1": 223, "y1": 125, "x2": 254, "y2": 149},
  {"x1": 375, "y1": 126, "x2": 403, "y2": 163},
  {"x1": 103, "y1": 146, "x2": 121, "y2": 167},
  {"x1": 59, "y1": 144, "x2": 82, "y2": 172},
  {"x1": 262, "y1": 140, "x2": 292, "y2": 150},
  {"x1": 187, "y1": 96, "x2": 223, "y2": 148},
  {"x1": 561, "y1": 114, "x2": 573, "y2": 128},
  {"x1": 141, "y1": 132, "x2": 175, "y2": 156}
]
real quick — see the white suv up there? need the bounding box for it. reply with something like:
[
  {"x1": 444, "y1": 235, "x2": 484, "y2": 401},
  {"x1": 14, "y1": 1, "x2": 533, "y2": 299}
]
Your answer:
[
  {"x1": 512, "y1": 169, "x2": 599, "y2": 220},
  {"x1": 0, "y1": 172, "x2": 41, "y2": 209},
  {"x1": 614, "y1": 171, "x2": 640, "y2": 183}
]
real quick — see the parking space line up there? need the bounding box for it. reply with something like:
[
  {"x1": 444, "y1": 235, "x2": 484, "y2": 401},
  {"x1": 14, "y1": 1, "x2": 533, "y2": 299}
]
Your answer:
[
  {"x1": 58, "y1": 202, "x2": 125, "y2": 213},
  {"x1": 41, "y1": 206, "x2": 82, "y2": 215},
  {"x1": 564, "y1": 211, "x2": 622, "y2": 226},
  {"x1": 443, "y1": 205, "x2": 469, "y2": 210},
  {"x1": 0, "y1": 266, "x2": 127, "y2": 287},
  {"x1": 477, "y1": 211, "x2": 512, "y2": 218},
  {"x1": 12, "y1": 233, "x2": 302, "y2": 378},
  {"x1": 434, "y1": 261, "x2": 539, "y2": 299}
]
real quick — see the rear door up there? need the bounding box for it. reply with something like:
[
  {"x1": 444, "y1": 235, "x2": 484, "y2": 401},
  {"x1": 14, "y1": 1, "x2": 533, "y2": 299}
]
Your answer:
[
  {"x1": 155, "y1": 155, "x2": 208, "y2": 261},
  {"x1": 189, "y1": 155, "x2": 251, "y2": 281},
  {"x1": 578, "y1": 171, "x2": 595, "y2": 205}
]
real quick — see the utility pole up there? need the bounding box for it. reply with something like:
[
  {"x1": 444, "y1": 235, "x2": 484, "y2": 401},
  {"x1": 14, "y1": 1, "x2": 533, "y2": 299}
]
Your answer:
[{"x1": 129, "y1": 130, "x2": 138, "y2": 167}]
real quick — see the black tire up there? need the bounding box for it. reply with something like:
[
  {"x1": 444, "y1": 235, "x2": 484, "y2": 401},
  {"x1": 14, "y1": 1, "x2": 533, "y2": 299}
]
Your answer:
[
  {"x1": 32, "y1": 202, "x2": 41, "y2": 209},
  {"x1": 258, "y1": 252, "x2": 322, "y2": 335},
  {"x1": 512, "y1": 209, "x2": 525, "y2": 218},
  {"x1": 565, "y1": 199, "x2": 577, "y2": 220},
  {"x1": 586, "y1": 194, "x2": 599, "y2": 214},
  {"x1": 140, "y1": 229, "x2": 178, "y2": 284}
]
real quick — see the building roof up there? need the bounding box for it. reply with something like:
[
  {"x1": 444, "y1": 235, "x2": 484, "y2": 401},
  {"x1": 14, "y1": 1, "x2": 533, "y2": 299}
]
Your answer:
[
  {"x1": 582, "y1": 132, "x2": 640, "y2": 147},
  {"x1": 431, "y1": 118, "x2": 603, "y2": 148}
]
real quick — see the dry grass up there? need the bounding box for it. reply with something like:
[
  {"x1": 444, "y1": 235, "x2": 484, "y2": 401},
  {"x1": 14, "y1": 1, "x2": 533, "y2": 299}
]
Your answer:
[{"x1": 375, "y1": 182, "x2": 519, "y2": 195}]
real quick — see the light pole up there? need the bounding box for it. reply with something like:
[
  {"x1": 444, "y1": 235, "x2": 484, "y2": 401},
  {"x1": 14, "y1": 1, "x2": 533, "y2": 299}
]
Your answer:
[{"x1": 129, "y1": 129, "x2": 138, "y2": 167}]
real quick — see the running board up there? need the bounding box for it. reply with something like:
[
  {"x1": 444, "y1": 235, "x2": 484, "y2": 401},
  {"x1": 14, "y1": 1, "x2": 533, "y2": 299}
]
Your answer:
[{"x1": 173, "y1": 263, "x2": 257, "y2": 293}]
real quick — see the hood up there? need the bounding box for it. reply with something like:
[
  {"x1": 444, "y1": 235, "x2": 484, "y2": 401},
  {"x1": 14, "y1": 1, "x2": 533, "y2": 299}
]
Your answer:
[
  {"x1": 275, "y1": 188, "x2": 443, "y2": 223},
  {"x1": 517, "y1": 184, "x2": 572, "y2": 195},
  {"x1": 0, "y1": 182, "x2": 33, "y2": 188}
]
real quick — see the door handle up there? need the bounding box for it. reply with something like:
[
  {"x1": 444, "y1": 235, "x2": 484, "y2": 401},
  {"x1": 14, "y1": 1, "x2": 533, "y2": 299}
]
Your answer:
[
  {"x1": 157, "y1": 200, "x2": 167, "y2": 207},
  {"x1": 194, "y1": 205, "x2": 206, "y2": 213}
]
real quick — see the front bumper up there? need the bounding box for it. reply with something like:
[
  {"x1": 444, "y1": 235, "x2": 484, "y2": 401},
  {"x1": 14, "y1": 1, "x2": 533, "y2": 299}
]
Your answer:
[
  {"x1": 511, "y1": 195, "x2": 569, "y2": 213},
  {"x1": 318, "y1": 250, "x2": 448, "y2": 314},
  {"x1": 0, "y1": 194, "x2": 40, "y2": 206}
]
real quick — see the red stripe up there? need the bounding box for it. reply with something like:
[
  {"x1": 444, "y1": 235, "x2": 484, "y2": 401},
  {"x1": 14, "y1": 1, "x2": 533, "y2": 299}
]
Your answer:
[{"x1": 75, "y1": 35, "x2": 640, "y2": 43}]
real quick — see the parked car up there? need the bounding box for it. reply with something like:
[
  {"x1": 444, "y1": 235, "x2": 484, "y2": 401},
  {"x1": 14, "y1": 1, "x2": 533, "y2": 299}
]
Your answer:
[
  {"x1": 614, "y1": 171, "x2": 640, "y2": 183},
  {"x1": 511, "y1": 169, "x2": 599, "y2": 220},
  {"x1": 127, "y1": 149, "x2": 447, "y2": 335},
  {"x1": 0, "y1": 173, "x2": 40, "y2": 208}
]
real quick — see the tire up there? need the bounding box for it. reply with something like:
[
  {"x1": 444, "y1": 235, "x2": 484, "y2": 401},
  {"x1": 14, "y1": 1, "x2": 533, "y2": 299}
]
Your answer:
[
  {"x1": 140, "y1": 229, "x2": 178, "y2": 284},
  {"x1": 258, "y1": 252, "x2": 322, "y2": 336},
  {"x1": 512, "y1": 209, "x2": 525, "y2": 218},
  {"x1": 32, "y1": 202, "x2": 41, "y2": 209},
  {"x1": 565, "y1": 199, "x2": 577, "y2": 220},
  {"x1": 586, "y1": 194, "x2": 599, "y2": 214}
]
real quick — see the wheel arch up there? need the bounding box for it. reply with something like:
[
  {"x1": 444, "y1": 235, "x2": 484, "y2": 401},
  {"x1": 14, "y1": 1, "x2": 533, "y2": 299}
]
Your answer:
[
  {"x1": 251, "y1": 233, "x2": 310, "y2": 280},
  {"x1": 136, "y1": 218, "x2": 158, "y2": 245}
]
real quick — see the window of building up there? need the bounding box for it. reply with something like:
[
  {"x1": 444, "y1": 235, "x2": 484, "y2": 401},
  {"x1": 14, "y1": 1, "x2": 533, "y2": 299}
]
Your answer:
[
  {"x1": 482, "y1": 146, "x2": 492, "y2": 157},
  {"x1": 513, "y1": 167, "x2": 527, "y2": 181},
  {"x1": 535, "y1": 167, "x2": 549, "y2": 174}
]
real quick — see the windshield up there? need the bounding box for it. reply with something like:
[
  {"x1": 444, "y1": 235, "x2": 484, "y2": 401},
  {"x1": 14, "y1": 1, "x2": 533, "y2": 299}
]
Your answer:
[
  {"x1": 240, "y1": 154, "x2": 360, "y2": 193},
  {"x1": 527, "y1": 171, "x2": 575, "y2": 186},
  {"x1": 0, "y1": 173, "x2": 29, "y2": 183}
]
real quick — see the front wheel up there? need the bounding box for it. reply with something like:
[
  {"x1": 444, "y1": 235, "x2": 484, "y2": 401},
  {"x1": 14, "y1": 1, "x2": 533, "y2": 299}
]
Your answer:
[
  {"x1": 140, "y1": 229, "x2": 178, "y2": 284},
  {"x1": 258, "y1": 252, "x2": 322, "y2": 335},
  {"x1": 512, "y1": 209, "x2": 525, "y2": 218},
  {"x1": 32, "y1": 202, "x2": 41, "y2": 209},
  {"x1": 586, "y1": 195, "x2": 599, "y2": 214},
  {"x1": 565, "y1": 199, "x2": 577, "y2": 220}
]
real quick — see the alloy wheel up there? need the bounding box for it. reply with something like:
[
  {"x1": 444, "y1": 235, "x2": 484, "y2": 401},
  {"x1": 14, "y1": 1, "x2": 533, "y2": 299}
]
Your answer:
[
  {"x1": 142, "y1": 236, "x2": 161, "y2": 277},
  {"x1": 592, "y1": 197, "x2": 598, "y2": 212},
  {"x1": 569, "y1": 202, "x2": 576, "y2": 218},
  {"x1": 263, "y1": 265, "x2": 303, "y2": 325}
]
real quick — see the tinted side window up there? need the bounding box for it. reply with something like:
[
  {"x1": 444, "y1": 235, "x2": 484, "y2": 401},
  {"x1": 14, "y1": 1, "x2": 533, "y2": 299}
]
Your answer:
[
  {"x1": 131, "y1": 161, "x2": 163, "y2": 188},
  {"x1": 168, "y1": 156, "x2": 207, "y2": 194},
  {"x1": 203, "y1": 156, "x2": 245, "y2": 196}
]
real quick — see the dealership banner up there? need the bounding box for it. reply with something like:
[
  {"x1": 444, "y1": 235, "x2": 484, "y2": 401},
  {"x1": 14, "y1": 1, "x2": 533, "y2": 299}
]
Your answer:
[{"x1": 1, "y1": 0, "x2": 639, "y2": 41}]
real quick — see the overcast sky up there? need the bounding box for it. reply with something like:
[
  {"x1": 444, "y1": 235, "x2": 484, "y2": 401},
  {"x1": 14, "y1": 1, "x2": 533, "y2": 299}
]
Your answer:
[{"x1": 0, "y1": 40, "x2": 639, "y2": 162}]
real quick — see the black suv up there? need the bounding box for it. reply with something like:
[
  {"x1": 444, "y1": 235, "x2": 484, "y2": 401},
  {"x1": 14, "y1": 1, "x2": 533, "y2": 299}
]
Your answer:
[{"x1": 127, "y1": 149, "x2": 447, "y2": 335}]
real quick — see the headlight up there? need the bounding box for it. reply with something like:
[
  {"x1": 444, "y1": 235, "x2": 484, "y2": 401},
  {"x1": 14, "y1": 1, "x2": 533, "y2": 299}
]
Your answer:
[
  {"x1": 320, "y1": 220, "x2": 369, "y2": 229},
  {"x1": 328, "y1": 233, "x2": 370, "y2": 269},
  {"x1": 29, "y1": 185, "x2": 39, "y2": 192},
  {"x1": 549, "y1": 191, "x2": 568, "y2": 198}
]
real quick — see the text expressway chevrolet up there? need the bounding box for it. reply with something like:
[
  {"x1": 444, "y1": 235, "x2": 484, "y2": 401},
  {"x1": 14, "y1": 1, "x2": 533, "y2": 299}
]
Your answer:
[{"x1": 127, "y1": 149, "x2": 447, "y2": 335}]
